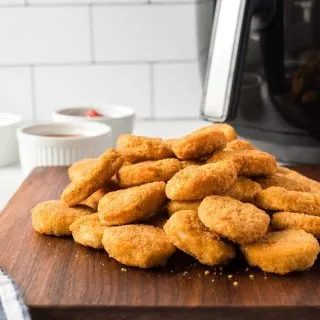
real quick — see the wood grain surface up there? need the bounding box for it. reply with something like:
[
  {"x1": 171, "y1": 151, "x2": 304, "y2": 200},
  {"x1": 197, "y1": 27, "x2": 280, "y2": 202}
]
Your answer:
[{"x1": 1, "y1": 166, "x2": 320, "y2": 320}]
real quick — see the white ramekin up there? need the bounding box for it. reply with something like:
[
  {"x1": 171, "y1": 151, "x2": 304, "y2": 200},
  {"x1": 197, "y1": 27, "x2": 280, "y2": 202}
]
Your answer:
[
  {"x1": 17, "y1": 122, "x2": 111, "y2": 176},
  {"x1": 0, "y1": 113, "x2": 23, "y2": 166},
  {"x1": 52, "y1": 105, "x2": 135, "y2": 146}
]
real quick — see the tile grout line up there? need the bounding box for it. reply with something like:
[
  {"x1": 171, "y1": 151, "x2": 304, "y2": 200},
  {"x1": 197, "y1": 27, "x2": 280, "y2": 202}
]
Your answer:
[
  {"x1": 30, "y1": 65, "x2": 37, "y2": 122},
  {"x1": 149, "y1": 62, "x2": 155, "y2": 119},
  {"x1": 88, "y1": 4, "x2": 95, "y2": 63}
]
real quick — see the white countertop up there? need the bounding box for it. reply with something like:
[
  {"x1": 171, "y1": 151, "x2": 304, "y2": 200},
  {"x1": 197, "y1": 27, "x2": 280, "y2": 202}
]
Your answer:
[{"x1": 0, "y1": 119, "x2": 208, "y2": 209}]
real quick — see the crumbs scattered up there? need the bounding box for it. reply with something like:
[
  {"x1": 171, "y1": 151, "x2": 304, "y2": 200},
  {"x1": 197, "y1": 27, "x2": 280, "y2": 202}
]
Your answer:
[
  {"x1": 121, "y1": 268, "x2": 127, "y2": 272},
  {"x1": 204, "y1": 270, "x2": 210, "y2": 276},
  {"x1": 211, "y1": 279, "x2": 215, "y2": 282},
  {"x1": 48, "y1": 242, "x2": 51, "y2": 246},
  {"x1": 75, "y1": 254, "x2": 79, "y2": 258},
  {"x1": 170, "y1": 270, "x2": 174, "y2": 273},
  {"x1": 233, "y1": 281, "x2": 239, "y2": 287},
  {"x1": 227, "y1": 274, "x2": 233, "y2": 279},
  {"x1": 183, "y1": 271, "x2": 188, "y2": 276},
  {"x1": 249, "y1": 274, "x2": 254, "y2": 280},
  {"x1": 245, "y1": 267, "x2": 249, "y2": 272}
]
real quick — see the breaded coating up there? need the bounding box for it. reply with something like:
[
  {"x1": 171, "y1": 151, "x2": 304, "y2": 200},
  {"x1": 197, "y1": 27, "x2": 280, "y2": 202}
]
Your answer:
[
  {"x1": 171, "y1": 125, "x2": 227, "y2": 160},
  {"x1": 81, "y1": 181, "x2": 118, "y2": 210},
  {"x1": 60, "y1": 149, "x2": 124, "y2": 207},
  {"x1": 166, "y1": 200, "x2": 201, "y2": 216},
  {"x1": 102, "y1": 225, "x2": 176, "y2": 268},
  {"x1": 117, "y1": 134, "x2": 174, "y2": 163},
  {"x1": 180, "y1": 160, "x2": 204, "y2": 169},
  {"x1": 198, "y1": 196, "x2": 270, "y2": 244},
  {"x1": 224, "y1": 139, "x2": 255, "y2": 151},
  {"x1": 224, "y1": 177, "x2": 262, "y2": 203},
  {"x1": 164, "y1": 210, "x2": 235, "y2": 266},
  {"x1": 207, "y1": 149, "x2": 277, "y2": 177},
  {"x1": 255, "y1": 173, "x2": 311, "y2": 192},
  {"x1": 255, "y1": 187, "x2": 320, "y2": 216},
  {"x1": 68, "y1": 158, "x2": 97, "y2": 182},
  {"x1": 117, "y1": 159, "x2": 180, "y2": 188},
  {"x1": 210, "y1": 123, "x2": 237, "y2": 142},
  {"x1": 277, "y1": 166, "x2": 320, "y2": 193},
  {"x1": 272, "y1": 212, "x2": 320, "y2": 237},
  {"x1": 165, "y1": 161, "x2": 238, "y2": 201},
  {"x1": 69, "y1": 213, "x2": 106, "y2": 249},
  {"x1": 241, "y1": 230, "x2": 320, "y2": 274},
  {"x1": 32, "y1": 200, "x2": 94, "y2": 236},
  {"x1": 98, "y1": 181, "x2": 167, "y2": 226}
]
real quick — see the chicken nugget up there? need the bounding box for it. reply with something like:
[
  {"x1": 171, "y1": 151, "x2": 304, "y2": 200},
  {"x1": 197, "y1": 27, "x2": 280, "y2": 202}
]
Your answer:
[
  {"x1": 272, "y1": 212, "x2": 320, "y2": 237},
  {"x1": 224, "y1": 139, "x2": 256, "y2": 151},
  {"x1": 60, "y1": 148, "x2": 124, "y2": 207},
  {"x1": 208, "y1": 149, "x2": 277, "y2": 177},
  {"x1": 164, "y1": 210, "x2": 235, "y2": 266},
  {"x1": 224, "y1": 177, "x2": 262, "y2": 203},
  {"x1": 171, "y1": 125, "x2": 227, "y2": 160},
  {"x1": 117, "y1": 134, "x2": 174, "y2": 163},
  {"x1": 241, "y1": 230, "x2": 320, "y2": 274},
  {"x1": 32, "y1": 200, "x2": 94, "y2": 236},
  {"x1": 198, "y1": 196, "x2": 270, "y2": 244},
  {"x1": 277, "y1": 166, "x2": 320, "y2": 193},
  {"x1": 165, "y1": 161, "x2": 238, "y2": 201},
  {"x1": 255, "y1": 173, "x2": 311, "y2": 192},
  {"x1": 98, "y1": 181, "x2": 167, "y2": 226},
  {"x1": 81, "y1": 181, "x2": 119, "y2": 210},
  {"x1": 68, "y1": 158, "x2": 97, "y2": 182},
  {"x1": 210, "y1": 123, "x2": 237, "y2": 142},
  {"x1": 255, "y1": 187, "x2": 320, "y2": 216},
  {"x1": 69, "y1": 213, "x2": 106, "y2": 249},
  {"x1": 166, "y1": 200, "x2": 201, "y2": 216},
  {"x1": 102, "y1": 225, "x2": 175, "y2": 268},
  {"x1": 117, "y1": 159, "x2": 180, "y2": 188}
]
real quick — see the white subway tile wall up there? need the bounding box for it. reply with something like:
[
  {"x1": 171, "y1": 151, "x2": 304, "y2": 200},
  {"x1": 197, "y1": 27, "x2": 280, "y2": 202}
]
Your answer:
[{"x1": 0, "y1": 1, "x2": 214, "y2": 121}]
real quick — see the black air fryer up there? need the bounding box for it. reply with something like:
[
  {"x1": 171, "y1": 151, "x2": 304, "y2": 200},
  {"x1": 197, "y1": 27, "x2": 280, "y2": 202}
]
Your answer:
[{"x1": 199, "y1": 0, "x2": 320, "y2": 164}]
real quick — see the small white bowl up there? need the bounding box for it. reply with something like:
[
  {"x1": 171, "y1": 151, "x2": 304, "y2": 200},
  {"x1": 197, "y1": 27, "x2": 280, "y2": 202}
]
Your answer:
[
  {"x1": 17, "y1": 122, "x2": 111, "y2": 176},
  {"x1": 0, "y1": 113, "x2": 23, "y2": 166},
  {"x1": 52, "y1": 105, "x2": 135, "y2": 146}
]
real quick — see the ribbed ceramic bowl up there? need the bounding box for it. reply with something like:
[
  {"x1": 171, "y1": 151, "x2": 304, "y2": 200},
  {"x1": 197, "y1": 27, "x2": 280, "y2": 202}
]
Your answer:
[
  {"x1": 52, "y1": 105, "x2": 135, "y2": 146},
  {"x1": 17, "y1": 122, "x2": 111, "y2": 176}
]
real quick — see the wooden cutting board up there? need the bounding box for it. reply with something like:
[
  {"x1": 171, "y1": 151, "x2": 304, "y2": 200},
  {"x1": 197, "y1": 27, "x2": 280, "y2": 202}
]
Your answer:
[{"x1": 1, "y1": 166, "x2": 320, "y2": 320}]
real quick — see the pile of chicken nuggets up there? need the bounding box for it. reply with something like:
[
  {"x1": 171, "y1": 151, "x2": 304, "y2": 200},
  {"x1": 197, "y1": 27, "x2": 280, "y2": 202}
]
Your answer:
[{"x1": 31, "y1": 123, "x2": 320, "y2": 275}]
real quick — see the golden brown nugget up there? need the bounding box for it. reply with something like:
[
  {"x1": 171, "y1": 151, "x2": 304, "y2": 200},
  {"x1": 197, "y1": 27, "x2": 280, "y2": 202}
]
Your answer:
[
  {"x1": 241, "y1": 230, "x2": 320, "y2": 274},
  {"x1": 117, "y1": 159, "x2": 180, "y2": 188},
  {"x1": 209, "y1": 123, "x2": 237, "y2": 142},
  {"x1": 224, "y1": 177, "x2": 262, "y2": 203},
  {"x1": 102, "y1": 225, "x2": 176, "y2": 268},
  {"x1": 32, "y1": 200, "x2": 94, "y2": 236},
  {"x1": 61, "y1": 149, "x2": 124, "y2": 207},
  {"x1": 69, "y1": 213, "x2": 106, "y2": 249},
  {"x1": 255, "y1": 187, "x2": 320, "y2": 216},
  {"x1": 224, "y1": 139, "x2": 255, "y2": 151},
  {"x1": 98, "y1": 181, "x2": 167, "y2": 226},
  {"x1": 164, "y1": 210, "x2": 235, "y2": 266},
  {"x1": 255, "y1": 173, "x2": 311, "y2": 192},
  {"x1": 81, "y1": 181, "x2": 118, "y2": 210},
  {"x1": 171, "y1": 127, "x2": 226, "y2": 160},
  {"x1": 68, "y1": 158, "x2": 97, "y2": 182},
  {"x1": 272, "y1": 212, "x2": 320, "y2": 237},
  {"x1": 277, "y1": 166, "x2": 320, "y2": 193},
  {"x1": 165, "y1": 161, "x2": 238, "y2": 201},
  {"x1": 166, "y1": 200, "x2": 201, "y2": 216},
  {"x1": 207, "y1": 149, "x2": 277, "y2": 176},
  {"x1": 198, "y1": 196, "x2": 270, "y2": 244},
  {"x1": 117, "y1": 134, "x2": 174, "y2": 163}
]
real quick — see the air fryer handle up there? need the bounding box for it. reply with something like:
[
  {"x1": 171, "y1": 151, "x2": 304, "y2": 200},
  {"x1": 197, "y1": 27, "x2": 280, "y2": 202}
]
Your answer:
[
  {"x1": 260, "y1": 0, "x2": 285, "y2": 95},
  {"x1": 201, "y1": 0, "x2": 276, "y2": 122}
]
